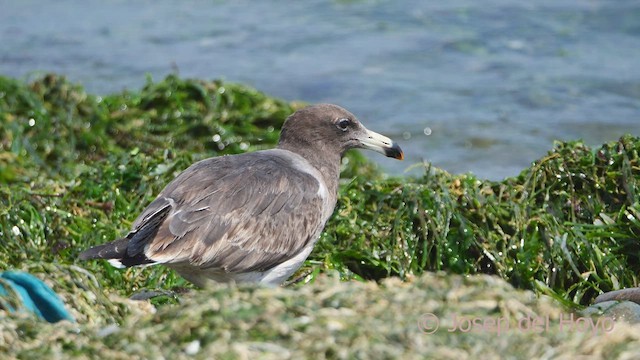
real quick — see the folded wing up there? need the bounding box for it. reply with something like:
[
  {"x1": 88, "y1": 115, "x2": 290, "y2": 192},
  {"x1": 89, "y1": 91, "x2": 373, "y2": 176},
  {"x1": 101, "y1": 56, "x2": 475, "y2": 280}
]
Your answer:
[{"x1": 91, "y1": 151, "x2": 326, "y2": 274}]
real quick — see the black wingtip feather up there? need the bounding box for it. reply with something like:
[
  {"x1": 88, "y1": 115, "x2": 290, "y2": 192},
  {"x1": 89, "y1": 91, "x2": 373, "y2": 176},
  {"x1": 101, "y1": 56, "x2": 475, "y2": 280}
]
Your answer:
[
  {"x1": 78, "y1": 238, "x2": 130, "y2": 260},
  {"x1": 79, "y1": 240, "x2": 157, "y2": 267},
  {"x1": 77, "y1": 248, "x2": 98, "y2": 261}
]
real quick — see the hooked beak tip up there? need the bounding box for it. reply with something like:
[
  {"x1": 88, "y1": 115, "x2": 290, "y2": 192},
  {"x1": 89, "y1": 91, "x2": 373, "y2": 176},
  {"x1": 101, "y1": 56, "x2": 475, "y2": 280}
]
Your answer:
[{"x1": 385, "y1": 142, "x2": 404, "y2": 160}]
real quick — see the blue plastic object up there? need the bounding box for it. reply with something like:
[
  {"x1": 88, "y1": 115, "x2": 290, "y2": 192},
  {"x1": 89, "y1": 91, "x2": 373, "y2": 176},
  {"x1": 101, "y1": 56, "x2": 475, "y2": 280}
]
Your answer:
[{"x1": 0, "y1": 271, "x2": 74, "y2": 323}]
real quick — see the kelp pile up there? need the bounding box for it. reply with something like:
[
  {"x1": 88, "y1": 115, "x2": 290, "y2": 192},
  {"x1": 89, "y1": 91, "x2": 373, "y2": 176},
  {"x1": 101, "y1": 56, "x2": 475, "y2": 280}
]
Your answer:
[
  {"x1": 322, "y1": 137, "x2": 639, "y2": 307},
  {"x1": 6, "y1": 269, "x2": 640, "y2": 359},
  {"x1": 1, "y1": 74, "x2": 639, "y2": 357},
  {"x1": 1, "y1": 74, "x2": 639, "y2": 303}
]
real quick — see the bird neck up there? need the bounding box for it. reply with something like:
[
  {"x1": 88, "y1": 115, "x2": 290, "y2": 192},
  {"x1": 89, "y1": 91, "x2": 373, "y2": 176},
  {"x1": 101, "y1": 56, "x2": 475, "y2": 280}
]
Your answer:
[{"x1": 277, "y1": 140, "x2": 342, "y2": 195}]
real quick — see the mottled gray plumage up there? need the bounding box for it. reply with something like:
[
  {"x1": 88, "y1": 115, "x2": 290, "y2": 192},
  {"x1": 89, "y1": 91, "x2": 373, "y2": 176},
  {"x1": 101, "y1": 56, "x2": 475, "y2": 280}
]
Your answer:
[{"x1": 79, "y1": 104, "x2": 403, "y2": 287}]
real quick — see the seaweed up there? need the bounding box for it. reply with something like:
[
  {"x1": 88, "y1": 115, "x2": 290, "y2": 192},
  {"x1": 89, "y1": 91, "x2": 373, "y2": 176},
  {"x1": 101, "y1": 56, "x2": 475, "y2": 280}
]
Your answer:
[{"x1": 1, "y1": 74, "x2": 639, "y2": 357}]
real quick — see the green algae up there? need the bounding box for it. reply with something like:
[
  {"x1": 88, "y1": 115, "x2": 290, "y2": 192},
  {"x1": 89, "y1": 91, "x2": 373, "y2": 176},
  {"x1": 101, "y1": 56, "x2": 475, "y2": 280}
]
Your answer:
[
  {"x1": 314, "y1": 137, "x2": 640, "y2": 307},
  {"x1": 1, "y1": 74, "x2": 640, "y2": 358}
]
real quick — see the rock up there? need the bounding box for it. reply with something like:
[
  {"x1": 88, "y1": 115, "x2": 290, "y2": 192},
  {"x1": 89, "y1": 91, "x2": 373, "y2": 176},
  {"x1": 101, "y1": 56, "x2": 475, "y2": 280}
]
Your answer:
[
  {"x1": 582, "y1": 300, "x2": 640, "y2": 324},
  {"x1": 594, "y1": 288, "x2": 640, "y2": 305}
]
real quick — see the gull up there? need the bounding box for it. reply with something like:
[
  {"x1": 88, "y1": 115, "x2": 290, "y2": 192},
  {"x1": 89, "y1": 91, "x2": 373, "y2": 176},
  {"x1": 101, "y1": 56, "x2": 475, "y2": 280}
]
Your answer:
[{"x1": 79, "y1": 104, "x2": 403, "y2": 287}]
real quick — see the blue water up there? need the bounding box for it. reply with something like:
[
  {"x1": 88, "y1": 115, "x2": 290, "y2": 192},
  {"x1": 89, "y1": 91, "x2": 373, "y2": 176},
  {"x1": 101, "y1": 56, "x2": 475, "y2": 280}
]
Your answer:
[{"x1": 1, "y1": 0, "x2": 639, "y2": 179}]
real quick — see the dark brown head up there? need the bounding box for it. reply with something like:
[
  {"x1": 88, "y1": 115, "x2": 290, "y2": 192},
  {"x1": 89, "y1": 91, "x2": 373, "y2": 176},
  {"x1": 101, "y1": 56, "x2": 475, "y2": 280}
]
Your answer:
[{"x1": 277, "y1": 104, "x2": 404, "y2": 161}]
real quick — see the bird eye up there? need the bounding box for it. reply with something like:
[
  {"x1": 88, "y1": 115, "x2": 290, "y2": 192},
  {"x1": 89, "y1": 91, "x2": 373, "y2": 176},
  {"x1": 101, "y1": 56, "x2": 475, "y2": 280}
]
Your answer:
[{"x1": 336, "y1": 118, "x2": 351, "y2": 131}]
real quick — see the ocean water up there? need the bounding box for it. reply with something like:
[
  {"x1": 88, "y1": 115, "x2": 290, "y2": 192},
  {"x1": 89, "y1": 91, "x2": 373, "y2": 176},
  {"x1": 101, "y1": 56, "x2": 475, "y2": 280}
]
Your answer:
[{"x1": 1, "y1": 0, "x2": 639, "y2": 179}]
